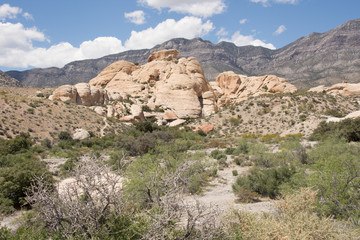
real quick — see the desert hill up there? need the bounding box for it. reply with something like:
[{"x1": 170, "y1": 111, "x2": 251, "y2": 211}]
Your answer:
[
  {"x1": 6, "y1": 19, "x2": 360, "y2": 90},
  {"x1": 0, "y1": 70, "x2": 22, "y2": 87}
]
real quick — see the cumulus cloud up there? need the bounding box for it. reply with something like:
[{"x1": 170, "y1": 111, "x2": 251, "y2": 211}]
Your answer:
[
  {"x1": 0, "y1": 4, "x2": 22, "y2": 21},
  {"x1": 124, "y1": 10, "x2": 145, "y2": 25},
  {"x1": 0, "y1": 15, "x2": 214, "y2": 68},
  {"x1": 216, "y1": 27, "x2": 228, "y2": 37},
  {"x1": 0, "y1": 21, "x2": 126, "y2": 68},
  {"x1": 0, "y1": 3, "x2": 33, "y2": 21},
  {"x1": 274, "y1": 25, "x2": 287, "y2": 35},
  {"x1": 239, "y1": 18, "x2": 247, "y2": 24},
  {"x1": 138, "y1": 0, "x2": 226, "y2": 18},
  {"x1": 125, "y1": 16, "x2": 214, "y2": 49},
  {"x1": 220, "y1": 31, "x2": 276, "y2": 50}
]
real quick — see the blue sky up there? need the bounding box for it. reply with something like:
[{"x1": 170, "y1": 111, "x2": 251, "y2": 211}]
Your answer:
[{"x1": 0, "y1": 0, "x2": 359, "y2": 71}]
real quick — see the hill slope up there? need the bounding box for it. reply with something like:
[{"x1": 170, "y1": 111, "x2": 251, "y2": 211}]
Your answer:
[
  {"x1": 6, "y1": 19, "x2": 360, "y2": 90},
  {"x1": 0, "y1": 70, "x2": 22, "y2": 87}
]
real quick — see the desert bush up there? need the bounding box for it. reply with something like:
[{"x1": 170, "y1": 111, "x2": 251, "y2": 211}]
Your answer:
[
  {"x1": 225, "y1": 147, "x2": 235, "y2": 155},
  {"x1": 0, "y1": 132, "x2": 32, "y2": 155},
  {"x1": 324, "y1": 108, "x2": 345, "y2": 118},
  {"x1": 308, "y1": 138, "x2": 360, "y2": 222},
  {"x1": 0, "y1": 152, "x2": 53, "y2": 213},
  {"x1": 26, "y1": 160, "x2": 145, "y2": 239},
  {"x1": 210, "y1": 149, "x2": 226, "y2": 161},
  {"x1": 227, "y1": 188, "x2": 357, "y2": 239},
  {"x1": 310, "y1": 117, "x2": 360, "y2": 142},
  {"x1": 232, "y1": 165, "x2": 296, "y2": 199},
  {"x1": 234, "y1": 157, "x2": 243, "y2": 165},
  {"x1": 58, "y1": 131, "x2": 72, "y2": 141},
  {"x1": 234, "y1": 189, "x2": 260, "y2": 203},
  {"x1": 233, "y1": 138, "x2": 250, "y2": 155}
]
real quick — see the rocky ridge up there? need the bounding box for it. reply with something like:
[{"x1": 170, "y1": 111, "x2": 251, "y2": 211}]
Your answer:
[
  {"x1": 51, "y1": 50, "x2": 298, "y2": 125},
  {"x1": 0, "y1": 70, "x2": 22, "y2": 87},
  {"x1": 7, "y1": 19, "x2": 360, "y2": 90},
  {"x1": 309, "y1": 82, "x2": 360, "y2": 96}
]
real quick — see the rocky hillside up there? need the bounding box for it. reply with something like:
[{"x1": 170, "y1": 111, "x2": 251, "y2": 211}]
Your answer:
[
  {"x1": 0, "y1": 70, "x2": 22, "y2": 87},
  {"x1": 6, "y1": 19, "x2": 360, "y2": 90},
  {"x1": 0, "y1": 87, "x2": 125, "y2": 140}
]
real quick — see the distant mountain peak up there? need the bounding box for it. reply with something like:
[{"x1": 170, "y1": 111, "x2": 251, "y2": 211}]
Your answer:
[{"x1": 6, "y1": 18, "x2": 360, "y2": 90}]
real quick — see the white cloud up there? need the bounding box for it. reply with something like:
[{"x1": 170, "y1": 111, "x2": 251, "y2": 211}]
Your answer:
[
  {"x1": 274, "y1": 25, "x2": 287, "y2": 35},
  {"x1": 138, "y1": 0, "x2": 226, "y2": 18},
  {"x1": 125, "y1": 16, "x2": 214, "y2": 49},
  {"x1": 274, "y1": 0, "x2": 298, "y2": 3},
  {"x1": 250, "y1": 0, "x2": 298, "y2": 6},
  {"x1": 220, "y1": 31, "x2": 276, "y2": 50},
  {"x1": 0, "y1": 21, "x2": 126, "y2": 68},
  {"x1": 216, "y1": 27, "x2": 228, "y2": 37},
  {"x1": 250, "y1": 0, "x2": 269, "y2": 5},
  {"x1": 22, "y1": 12, "x2": 33, "y2": 20},
  {"x1": 0, "y1": 15, "x2": 215, "y2": 68},
  {"x1": 0, "y1": 4, "x2": 22, "y2": 21},
  {"x1": 124, "y1": 10, "x2": 145, "y2": 25},
  {"x1": 239, "y1": 18, "x2": 247, "y2": 24}
]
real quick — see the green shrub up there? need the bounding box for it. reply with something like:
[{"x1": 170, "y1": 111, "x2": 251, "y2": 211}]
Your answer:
[
  {"x1": 58, "y1": 131, "x2": 72, "y2": 141},
  {"x1": 0, "y1": 153, "x2": 53, "y2": 210},
  {"x1": 232, "y1": 170, "x2": 238, "y2": 176},
  {"x1": 233, "y1": 138, "x2": 249, "y2": 155},
  {"x1": 141, "y1": 105, "x2": 152, "y2": 112},
  {"x1": 225, "y1": 147, "x2": 235, "y2": 155},
  {"x1": 308, "y1": 138, "x2": 360, "y2": 222},
  {"x1": 310, "y1": 118, "x2": 360, "y2": 142},
  {"x1": 0, "y1": 133, "x2": 32, "y2": 155},
  {"x1": 210, "y1": 149, "x2": 227, "y2": 161},
  {"x1": 234, "y1": 157, "x2": 243, "y2": 166},
  {"x1": 232, "y1": 165, "x2": 296, "y2": 199}
]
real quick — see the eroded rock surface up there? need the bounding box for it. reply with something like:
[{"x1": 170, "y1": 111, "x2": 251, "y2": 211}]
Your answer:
[
  {"x1": 309, "y1": 82, "x2": 360, "y2": 96},
  {"x1": 212, "y1": 71, "x2": 297, "y2": 106}
]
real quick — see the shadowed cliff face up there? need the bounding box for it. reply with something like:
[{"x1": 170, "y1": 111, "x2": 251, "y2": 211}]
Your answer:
[{"x1": 6, "y1": 19, "x2": 360, "y2": 90}]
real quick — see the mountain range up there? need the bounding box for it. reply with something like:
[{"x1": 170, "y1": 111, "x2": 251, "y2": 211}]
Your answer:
[{"x1": 5, "y1": 18, "x2": 360, "y2": 90}]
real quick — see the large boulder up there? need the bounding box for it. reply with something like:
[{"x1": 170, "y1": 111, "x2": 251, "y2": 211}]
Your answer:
[
  {"x1": 51, "y1": 83, "x2": 108, "y2": 106},
  {"x1": 147, "y1": 49, "x2": 179, "y2": 63},
  {"x1": 309, "y1": 82, "x2": 360, "y2": 96},
  {"x1": 213, "y1": 71, "x2": 297, "y2": 105}
]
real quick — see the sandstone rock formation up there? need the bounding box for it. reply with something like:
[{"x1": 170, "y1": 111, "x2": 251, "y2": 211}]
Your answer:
[
  {"x1": 147, "y1": 49, "x2": 179, "y2": 62},
  {"x1": 212, "y1": 71, "x2": 297, "y2": 106},
  {"x1": 51, "y1": 49, "x2": 217, "y2": 123},
  {"x1": 88, "y1": 49, "x2": 217, "y2": 119},
  {"x1": 194, "y1": 125, "x2": 215, "y2": 134},
  {"x1": 51, "y1": 83, "x2": 108, "y2": 106},
  {"x1": 309, "y1": 82, "x2": 360, "y2": 96}
]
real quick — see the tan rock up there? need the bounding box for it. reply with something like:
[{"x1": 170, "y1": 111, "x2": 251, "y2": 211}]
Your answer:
[
  {"x1": 51, "y1": 50, "x2": 217, "y2": 119},
  {"x1": 310, "y1": 82, "x2": 360, "y2": 96},
  {"x1": 73, "y1": 128, "x2": 90, "y2": 140},
  {"x1": 214, "y1": 72, "x2": 297, "y2": 105},
  {"x1": 130, "y1": 104, "x2": 145, "y2": 121},
  {"x1": 89, "y1": 60, "x2": 139, "y2": 87},
  {"x1": 52, "y1": 85, "x2": 77, "y2": 103},
  {"x1": 194, "y1": 125, "x2": 214, "y2": 134},
  {"x1": 147, "y1": 49, "x2": 179, "y2": 63},
  {"x1": 163, "y1": 110, "x2": 178, "y2": 120},
  {"x1": 74, "y1": 83, "x2": 108, "y2": 106},
  {"x1": 168, "y1": 119, "x2": 186, "y2": 127}
]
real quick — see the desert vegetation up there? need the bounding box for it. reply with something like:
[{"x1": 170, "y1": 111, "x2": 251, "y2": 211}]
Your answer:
[{"x1": 0, "y1": 112, "x2": 359, "y2": 239}]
